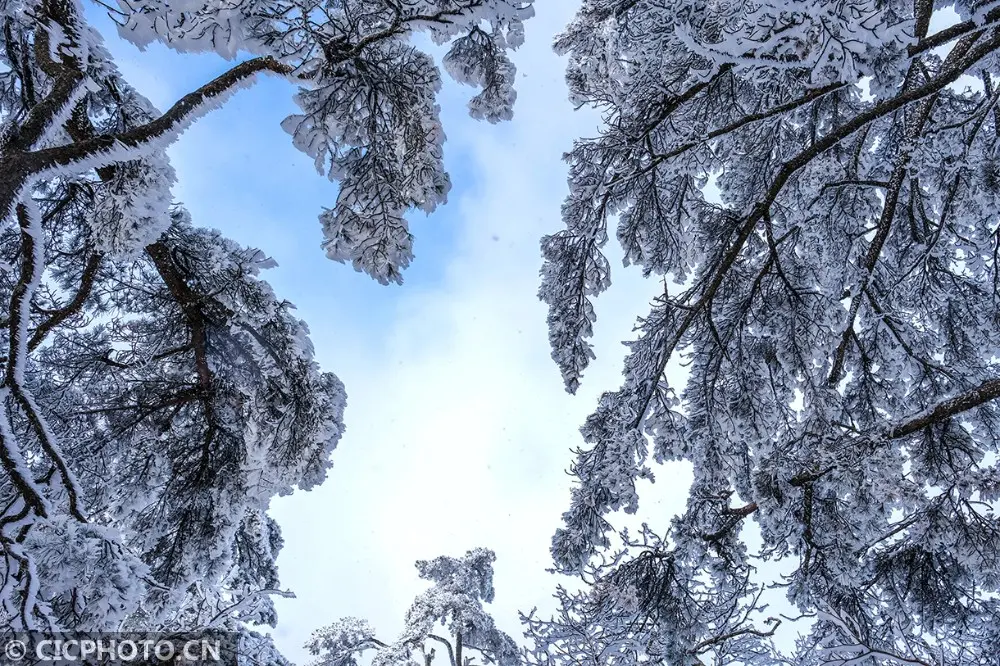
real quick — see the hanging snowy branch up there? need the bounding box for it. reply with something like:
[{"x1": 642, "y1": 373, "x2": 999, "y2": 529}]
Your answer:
[
  {"x1": 0, "y1": 0, "x2": 535, "y2": 652},
  {"x1": 538, "y1": 0, "x2": 1000, "y2": 663}
]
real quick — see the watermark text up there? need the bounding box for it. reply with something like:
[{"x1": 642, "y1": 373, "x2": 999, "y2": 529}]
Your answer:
[{"x1": 2, "y1": 632, "x2": 237, "y2": 665}]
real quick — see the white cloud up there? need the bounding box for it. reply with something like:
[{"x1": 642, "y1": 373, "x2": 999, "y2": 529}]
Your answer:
[
  {"x1": 266, "y1": 3, "x2": 689, "y2": 664},
  {"x1": 86, "y1": 2, "x2": 693, "y2": 662}
]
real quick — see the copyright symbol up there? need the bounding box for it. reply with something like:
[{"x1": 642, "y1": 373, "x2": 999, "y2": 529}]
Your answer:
[{"x1": 5, "y1": 640, "x2": 25, "y2": 661}]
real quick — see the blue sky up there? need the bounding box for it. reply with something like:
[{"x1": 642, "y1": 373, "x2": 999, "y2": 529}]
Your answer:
[
  {"x1": 88, "y1": 2, "x2": 692, "y2": 663},
  {"x1": 84, "y1": 5, "x2": 991, "y2": 663}
]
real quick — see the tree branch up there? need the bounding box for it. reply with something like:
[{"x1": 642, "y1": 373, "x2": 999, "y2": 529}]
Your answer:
[
  {"x1": 27, "y1": 252, "x2": 101, "y2": 352},
  {"x1": 888, "y1": 378, "x2": 1000, "y2": 439},
  {"x1": 0, "y1": 0, "x2": 86, "y2": 156},
  {"x1": 428, "y1": 634, "x2": 457, "y2": 666},
  {"x1": 0, "y1": 55, "x2": 294, "y2": 222},
  {"x1": 5, "y1": 203, "x2": 85, "y2": 521},
  {"x1": 28, "y1": 55, "x2": 293, "y2": 172},
  {"x1": 826, "y1": 34, "x2": 976, "y2": 385},
  {"x1": 630, "y1": 28, "x2": 1000, "y2": 428}
]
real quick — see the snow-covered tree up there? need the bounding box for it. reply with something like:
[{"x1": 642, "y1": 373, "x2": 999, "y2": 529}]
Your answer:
[
  {"x1": 0, "y1": 0, "x2": 532, "y2": 652},
  {"x1": 537, "y1": 0, "x2": 1000, "y2": 664},
  {"x1": 308, "y1": 548, "x2": 520, "y2": 666}
]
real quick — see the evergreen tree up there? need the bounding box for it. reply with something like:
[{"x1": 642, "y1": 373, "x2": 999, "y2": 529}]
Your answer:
[
  {"x1": 0, "y1": 0, "x2": 532, "y2": 655},
  {"x1": 309, "y1": 548, "x2": 520, "y2": 666},
  {"x1": 537, "y1": 0, "x2": 1000, "y2": 663}
]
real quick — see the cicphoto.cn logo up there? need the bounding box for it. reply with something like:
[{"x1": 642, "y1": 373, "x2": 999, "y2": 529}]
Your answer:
[{"x1": 1, "y1": 632, "x2": 237, "y2": 665}]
